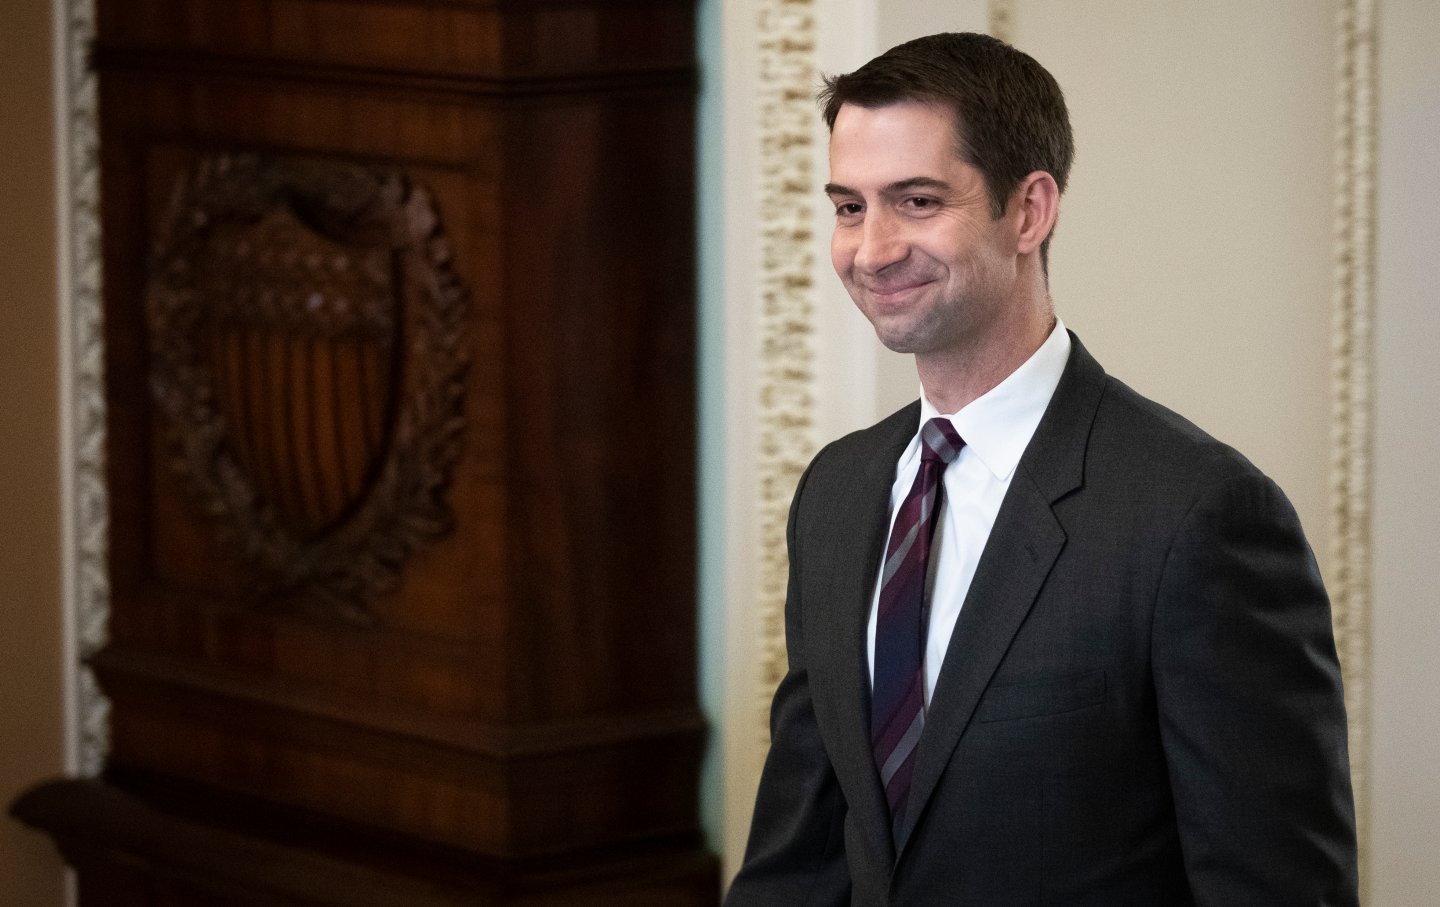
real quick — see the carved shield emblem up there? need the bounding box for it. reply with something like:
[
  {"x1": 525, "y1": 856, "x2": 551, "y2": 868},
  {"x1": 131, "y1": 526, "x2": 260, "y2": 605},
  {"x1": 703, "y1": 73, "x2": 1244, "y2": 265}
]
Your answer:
[{"x1": 147, "y1": 155, "x2": 469, "y2": 620}]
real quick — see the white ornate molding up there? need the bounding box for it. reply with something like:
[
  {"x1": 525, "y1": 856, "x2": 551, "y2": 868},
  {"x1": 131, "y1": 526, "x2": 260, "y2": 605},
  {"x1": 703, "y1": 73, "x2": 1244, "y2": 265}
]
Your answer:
[
  {"x1": 754, "y1": 0, "x2": 820, "y2": 742},
  {"x1": 57, "y1": 0, "x2": 110, "y2": 778},
  {"x1": 1329, "y1": 0, "x2": 1376, "y2": 893}
]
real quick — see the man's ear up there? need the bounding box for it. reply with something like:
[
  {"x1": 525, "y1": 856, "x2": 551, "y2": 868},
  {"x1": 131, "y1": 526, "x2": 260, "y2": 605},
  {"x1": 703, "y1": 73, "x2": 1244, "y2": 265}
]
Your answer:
[{"x1": 1012, "y1": 170, "x2": 1060, "y2": 257}]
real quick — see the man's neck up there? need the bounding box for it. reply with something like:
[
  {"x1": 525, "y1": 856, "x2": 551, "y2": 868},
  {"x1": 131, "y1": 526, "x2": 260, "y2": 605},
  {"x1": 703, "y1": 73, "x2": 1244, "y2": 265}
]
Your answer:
[{"x1": 916, "y1": 311, "x2": 1057, "y2": 414}]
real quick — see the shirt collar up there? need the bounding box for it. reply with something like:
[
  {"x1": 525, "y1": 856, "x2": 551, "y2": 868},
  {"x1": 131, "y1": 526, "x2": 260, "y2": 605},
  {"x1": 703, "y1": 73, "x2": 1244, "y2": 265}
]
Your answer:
[{"x1": 914, "y1": 319, "x2": 1071, "y2": 481}]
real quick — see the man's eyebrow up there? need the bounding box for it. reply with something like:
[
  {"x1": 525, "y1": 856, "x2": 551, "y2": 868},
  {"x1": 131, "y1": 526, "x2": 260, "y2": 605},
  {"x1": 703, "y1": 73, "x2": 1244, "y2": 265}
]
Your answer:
[
  {"x1": 885, "y1": 177, "x2": 952, "y2": 194},
  {"x1": 823, "y1": 177, "x2": 954, "y2": 197}
]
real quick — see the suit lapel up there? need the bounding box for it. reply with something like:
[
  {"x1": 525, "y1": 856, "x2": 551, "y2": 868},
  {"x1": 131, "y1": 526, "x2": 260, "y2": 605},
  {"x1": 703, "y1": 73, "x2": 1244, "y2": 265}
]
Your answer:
[
  {"x1": 895, "y1": 473, "x2": 1065, "y2": 853},
  {"x1": 806, "y1": 403, "x2": 918, "y2": 870},
  {"x1": 895, "y1": 335, "x2": 1108, "y2": 855}
]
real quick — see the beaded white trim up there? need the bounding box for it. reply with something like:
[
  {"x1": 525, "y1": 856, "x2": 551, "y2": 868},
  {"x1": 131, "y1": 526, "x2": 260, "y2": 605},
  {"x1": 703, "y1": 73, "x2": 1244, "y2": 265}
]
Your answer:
[
  {"x1": 1329, "y1": 0, "x2": 1376, "y2": 892},
  {"x1": 58, "y1": 0, "x2": 110, "y2": 778},
  {"x1": 754, "y1": 0, "x2": 821, "y2": 741}
]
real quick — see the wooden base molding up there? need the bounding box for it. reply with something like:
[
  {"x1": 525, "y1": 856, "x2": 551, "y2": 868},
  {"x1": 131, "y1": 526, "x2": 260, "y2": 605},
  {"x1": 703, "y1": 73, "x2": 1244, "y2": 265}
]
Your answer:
[{"x1": 12, "y1": 779, "x2": 716, "y2": 907}]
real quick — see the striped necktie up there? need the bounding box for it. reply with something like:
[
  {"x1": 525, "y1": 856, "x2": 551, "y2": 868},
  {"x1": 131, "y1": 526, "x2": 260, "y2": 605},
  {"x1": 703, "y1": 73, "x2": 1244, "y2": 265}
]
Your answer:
[{"x1": 872, "y1": 416, "x2": 964, "y2": 840}]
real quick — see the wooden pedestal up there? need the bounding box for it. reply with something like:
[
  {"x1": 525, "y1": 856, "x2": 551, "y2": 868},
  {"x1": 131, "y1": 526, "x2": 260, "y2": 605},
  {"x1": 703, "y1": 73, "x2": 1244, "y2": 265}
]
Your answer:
[{"x1": 13, "y1": 0, "x2": 713, "y2": 902}]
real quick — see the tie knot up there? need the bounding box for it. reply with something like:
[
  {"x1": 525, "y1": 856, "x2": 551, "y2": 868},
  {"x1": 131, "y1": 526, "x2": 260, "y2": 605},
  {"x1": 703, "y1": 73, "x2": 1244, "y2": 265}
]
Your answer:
[{"x1": 920, "y1": 417, "x2": 964, "y2": 465}]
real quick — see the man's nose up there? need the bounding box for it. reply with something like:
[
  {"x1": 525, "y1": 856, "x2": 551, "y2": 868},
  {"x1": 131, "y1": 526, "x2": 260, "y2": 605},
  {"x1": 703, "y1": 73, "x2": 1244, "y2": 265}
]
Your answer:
[{"x1": 853, "y1": 211, "x2": 907, "y2": 275}]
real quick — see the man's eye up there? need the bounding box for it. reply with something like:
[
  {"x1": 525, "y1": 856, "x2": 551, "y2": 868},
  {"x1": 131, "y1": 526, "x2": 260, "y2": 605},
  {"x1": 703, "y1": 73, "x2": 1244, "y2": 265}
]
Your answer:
[
  {"x1": 835, "y1": 203, "x2": 863, "y2": 217},
  {"x1": 904, "y1": 197, "x2": 937, "y2": 210}
]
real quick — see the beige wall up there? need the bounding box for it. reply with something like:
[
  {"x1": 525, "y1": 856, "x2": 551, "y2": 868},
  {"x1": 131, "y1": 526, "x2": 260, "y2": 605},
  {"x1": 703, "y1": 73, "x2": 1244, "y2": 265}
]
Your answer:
[
  {"x1": 1372, "y1": 1, "x2": 1440, "y2": 903},
  {"x1": 0, "y1": 0, "x2": 67, "y2": 903}
]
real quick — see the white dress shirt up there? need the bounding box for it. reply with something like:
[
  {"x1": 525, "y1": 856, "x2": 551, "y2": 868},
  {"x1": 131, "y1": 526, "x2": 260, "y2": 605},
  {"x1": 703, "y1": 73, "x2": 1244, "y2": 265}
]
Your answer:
[{"x1": 867, "y1": 320, "x2": 1072, "y2": 706}]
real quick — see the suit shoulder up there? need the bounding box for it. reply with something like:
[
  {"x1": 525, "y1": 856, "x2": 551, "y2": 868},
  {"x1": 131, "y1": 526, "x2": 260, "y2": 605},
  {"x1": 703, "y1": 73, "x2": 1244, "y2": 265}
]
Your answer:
[
  {"x1": 1091, "y1": 376, "x2": 1271, "y2": 491},
  {"x1": 1065, "y1": 375, "x2": 1317, "y2": 577},
  {"x1": 784, "y1": 401, "x2": 918, "y2": 527},
  {"x1": 807, "y1": 400, "x2": 919, "y2": 476}
]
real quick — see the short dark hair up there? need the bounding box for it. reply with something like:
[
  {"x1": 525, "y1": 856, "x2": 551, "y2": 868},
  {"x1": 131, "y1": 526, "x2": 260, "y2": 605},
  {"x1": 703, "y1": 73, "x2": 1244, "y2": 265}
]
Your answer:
[{"x1": 819, "y1": 32, "x2": 1074, "y2": 266}]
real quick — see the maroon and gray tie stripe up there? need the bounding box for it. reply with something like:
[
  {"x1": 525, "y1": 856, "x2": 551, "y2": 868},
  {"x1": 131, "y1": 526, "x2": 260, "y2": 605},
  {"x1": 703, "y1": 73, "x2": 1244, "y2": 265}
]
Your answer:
[{"x1": 871, "y1": 416, "x2": 963, "y2": 841}]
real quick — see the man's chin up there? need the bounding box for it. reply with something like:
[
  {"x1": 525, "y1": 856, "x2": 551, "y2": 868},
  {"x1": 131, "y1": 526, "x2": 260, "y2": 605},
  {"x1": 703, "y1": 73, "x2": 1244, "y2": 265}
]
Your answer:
[
  {"x1": 860, "y1": 305, "x2": 960, "y2": 356},
  {"x1": 873, "y1": 330, "x2": 931, "y2": 355}
]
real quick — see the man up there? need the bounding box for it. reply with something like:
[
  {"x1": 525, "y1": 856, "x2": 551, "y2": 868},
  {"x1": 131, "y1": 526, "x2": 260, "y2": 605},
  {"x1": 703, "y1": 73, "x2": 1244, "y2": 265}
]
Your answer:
[{"x1": 726, "y1": 32, "x2": 1357, "y2": 906}]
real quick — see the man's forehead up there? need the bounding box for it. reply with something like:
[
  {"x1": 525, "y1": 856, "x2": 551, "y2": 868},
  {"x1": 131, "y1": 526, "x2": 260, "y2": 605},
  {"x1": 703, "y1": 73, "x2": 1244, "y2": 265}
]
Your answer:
[
  {"x1": 830, "y1": 98, "x2": 959, "y2": 130},
  {"x1": 827, "y1": 101, "x2": 964, "y2": 162},
  {"x1": 827, "y1": 101, "x2": 970, "y2": 185}
]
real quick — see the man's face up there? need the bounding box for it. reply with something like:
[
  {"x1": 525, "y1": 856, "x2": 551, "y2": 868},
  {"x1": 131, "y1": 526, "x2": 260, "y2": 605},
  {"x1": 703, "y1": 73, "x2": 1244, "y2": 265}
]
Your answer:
[{"x1": 826, "y1": 101, "x2": 1016, "y2": 360}]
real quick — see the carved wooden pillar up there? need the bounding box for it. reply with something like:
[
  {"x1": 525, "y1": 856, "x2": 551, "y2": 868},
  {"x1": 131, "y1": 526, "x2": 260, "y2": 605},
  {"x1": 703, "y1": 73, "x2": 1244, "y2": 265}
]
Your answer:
[{"x1": 12, "y1": 1, "x2": 713, "y2": 903}]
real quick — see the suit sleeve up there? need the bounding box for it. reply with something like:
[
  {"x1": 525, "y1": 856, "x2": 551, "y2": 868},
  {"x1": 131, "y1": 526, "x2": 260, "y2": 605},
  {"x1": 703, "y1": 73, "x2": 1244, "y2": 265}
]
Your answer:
[
  {"x1": 1152, "y1": 468, "x2": 1358, "y2": 906},
  {"x1": 724, "y1": 458, "x2": 852, "y2": 906}
]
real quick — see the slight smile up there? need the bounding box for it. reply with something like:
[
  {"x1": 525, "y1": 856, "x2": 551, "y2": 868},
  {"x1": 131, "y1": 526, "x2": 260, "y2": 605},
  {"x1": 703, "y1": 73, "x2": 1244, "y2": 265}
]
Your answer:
[{"x1": 865, "y1": 280, "x2": 935, "y2": 304}]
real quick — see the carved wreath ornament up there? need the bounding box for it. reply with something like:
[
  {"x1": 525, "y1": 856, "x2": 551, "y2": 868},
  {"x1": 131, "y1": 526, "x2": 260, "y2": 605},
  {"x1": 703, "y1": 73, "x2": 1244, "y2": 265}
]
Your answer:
[{"x1": 147, "y1": 154, "x2": 469, "y2": 622}]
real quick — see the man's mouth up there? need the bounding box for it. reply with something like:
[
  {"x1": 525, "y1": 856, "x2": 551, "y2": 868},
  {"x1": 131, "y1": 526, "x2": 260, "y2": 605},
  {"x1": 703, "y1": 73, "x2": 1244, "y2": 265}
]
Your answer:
[{"x1": 866, "y1": 279, "x2": 933, "y2": 302}]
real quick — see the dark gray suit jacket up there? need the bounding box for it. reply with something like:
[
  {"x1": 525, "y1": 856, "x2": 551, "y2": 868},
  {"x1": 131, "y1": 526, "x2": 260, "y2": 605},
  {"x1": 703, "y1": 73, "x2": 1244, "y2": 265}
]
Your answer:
[{"x1": 726, "y1": 336, "x2": 1357, "y2": 906}]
